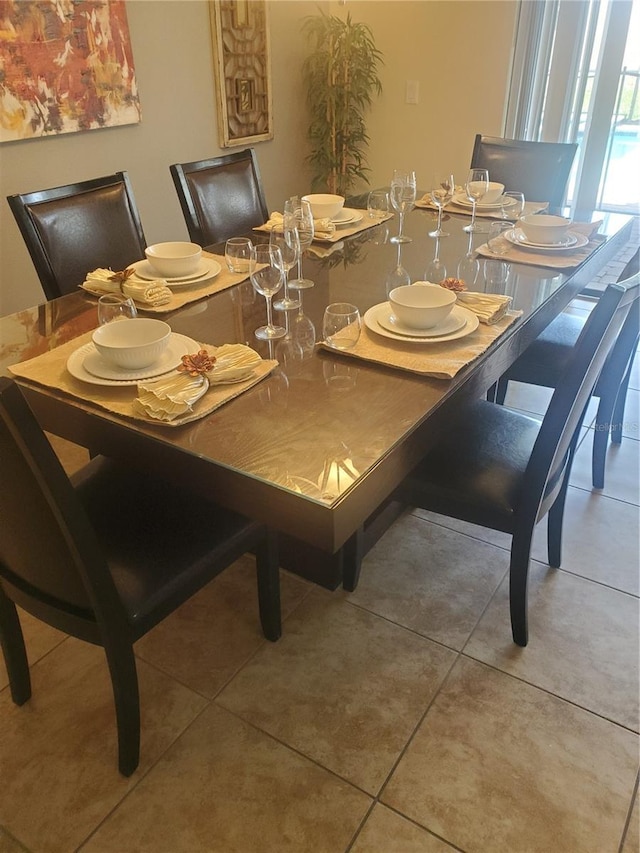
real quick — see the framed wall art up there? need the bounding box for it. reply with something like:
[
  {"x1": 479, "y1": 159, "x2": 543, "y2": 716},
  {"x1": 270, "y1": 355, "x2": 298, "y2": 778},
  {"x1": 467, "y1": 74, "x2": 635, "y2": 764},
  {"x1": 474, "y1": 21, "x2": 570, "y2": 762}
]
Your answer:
[
  {"x1": 0, "y1": 0, "x2": 140, "y2": 143},
  {"x1": 209, "y1": 0, "x2": 273, "y2": 147}
]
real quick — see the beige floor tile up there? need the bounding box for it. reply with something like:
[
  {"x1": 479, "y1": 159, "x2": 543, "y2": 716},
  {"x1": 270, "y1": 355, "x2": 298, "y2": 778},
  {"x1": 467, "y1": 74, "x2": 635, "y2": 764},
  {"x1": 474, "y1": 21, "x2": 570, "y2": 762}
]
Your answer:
[
  {"x1": 383, "y1": 657, "x2": 638, "y2": 853},
  {"x1": 81, "y1": 703, "x2": 371, "y2": 853},
  {"x1": 135, "y1": 557, "x2": 311, "y2": 698},
  {"x1": 502, "y1": 381, "x2": 552, "y2": 416},
  {"x1": 465, "y1": 562, "x2": 639, "y2": 730},
  {"x1": 0, "y1": 637, "x2": 208, "y2": 853},
  {"x1": 410, "y1": 507, "x2": 511, "y2": 549},
  {"x1": 351, "y1": 804, "x2": 456, "y2": 852},
  {"x1": 583, "y1": 387, "x2": 640, "y2": 441},
  {"x1": 0, "y1": 828, "x2": 28, "y2": 853},
  {"x1": 570, "y1": 429, "x2": 640, "y2": 504},
  {"x1": 531, "y1": 487, "x2": 640, "y2": 595},
  {"x1": 0, "y1": 607, "x2": 66, "y2": 691},
  {"x1": 623, "y1": 785, "x2": 639, "y2": 852},
  {"x1": 217, "y1": 589, "x2": 456, "y2": 794},
  {"x1": 346, "y1": 512, "x2": 509, "y2": 650}
]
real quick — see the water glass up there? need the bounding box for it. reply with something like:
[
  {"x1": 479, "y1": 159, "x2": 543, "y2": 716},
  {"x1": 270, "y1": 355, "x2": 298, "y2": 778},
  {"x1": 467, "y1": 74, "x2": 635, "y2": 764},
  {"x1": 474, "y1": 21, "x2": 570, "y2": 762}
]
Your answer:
[
  {"x1": 501, "y1": 191, "x2": 526, "y2": 221},
  {"x1": 322, "y1": 303, "x2": 361, "y2": 350},
  {"x1": 487, "y1": 221, "x2": 512, "y2": 255},
  {"x1": 484, "y1": 259, "x2": 511, "y2": 290},
  {"x1": 367, "y1": 190, "x2": 389, "y2": 220},
  {"x1": 97, "y1": 294, "x2": 137, "y2": 325},
  {"x1": 225, "y1": 237, "x2": 253, "y2": 273}
]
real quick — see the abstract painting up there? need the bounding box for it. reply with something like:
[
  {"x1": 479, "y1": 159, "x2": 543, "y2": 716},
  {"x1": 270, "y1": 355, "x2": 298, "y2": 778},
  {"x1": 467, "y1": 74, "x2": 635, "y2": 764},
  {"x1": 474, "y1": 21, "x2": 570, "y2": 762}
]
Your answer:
[
  {"x1": 210, "y1": 0, "x2": 273, "y2": 147},
  {"x1": 0, "y1": 0, "x2": 140, "y2": 143}
]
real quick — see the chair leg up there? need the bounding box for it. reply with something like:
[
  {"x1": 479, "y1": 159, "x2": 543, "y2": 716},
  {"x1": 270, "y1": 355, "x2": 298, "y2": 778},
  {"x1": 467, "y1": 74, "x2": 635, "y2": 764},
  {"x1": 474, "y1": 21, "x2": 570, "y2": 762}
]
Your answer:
[
  {"x1": 255, "y1": 529, "x2": 281, "y2": 642},
  {"x1": 611, "y1": 357, "x2": 634, "y2": 446},
  {"x1": 509, "y1": 529, "x2": 535, "y2": 647},
  {"x1": 103, "y1": 641, "x2": 140, "y2": 777},
  {"x1": 342, "y1": 526, "x2": 365, "y2": 592},
  {"x1": 0, "y1": 588, "x2": 31, "y2": 705},
  {"x1": 494, "y1": 377, "x2": 509, "y2": 405},
  {"x1": 547, "y1": 472, "x2": 572, "y2": 569}
]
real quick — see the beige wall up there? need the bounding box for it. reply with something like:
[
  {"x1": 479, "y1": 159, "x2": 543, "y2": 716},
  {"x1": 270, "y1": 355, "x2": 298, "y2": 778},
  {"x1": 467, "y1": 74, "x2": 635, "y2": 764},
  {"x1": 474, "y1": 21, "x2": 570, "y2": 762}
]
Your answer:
[{"x1": 0, "y1": 0, "x2": 517, "y2": 315}]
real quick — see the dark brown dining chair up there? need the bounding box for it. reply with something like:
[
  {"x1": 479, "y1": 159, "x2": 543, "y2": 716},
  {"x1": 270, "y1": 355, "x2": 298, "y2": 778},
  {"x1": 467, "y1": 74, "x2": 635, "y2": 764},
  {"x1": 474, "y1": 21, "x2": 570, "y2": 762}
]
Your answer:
[
  {"x1": 170, "y1": 148, "x2": 269, "y2": 246},
  {"x1": 492, "y1": 248, "x2": 640, "y2": 488},
  {"x1": 470, "y1": 134, "x2": 578, "y2": 213},
  {"x1": 345, "y1": 271, "x2": 640, "y2": 647},
  {"x1": 0, "y1": 378, "x2": 281, "y2": 776},
  {"x1": 7, "y1": 172, "x2": 147, "y2": 301}
]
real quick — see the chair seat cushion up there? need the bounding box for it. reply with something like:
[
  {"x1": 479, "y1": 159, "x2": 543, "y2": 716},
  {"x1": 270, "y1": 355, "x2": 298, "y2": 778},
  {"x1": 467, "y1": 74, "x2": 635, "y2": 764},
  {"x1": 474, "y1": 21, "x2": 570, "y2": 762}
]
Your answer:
[
  {"x1": 503, "y1": 312, "x2": 584, "y2": 389},
  {"x1": 73, "y1": 458, "x2": 261, "y2": 634},
  {"x1": 403, "y1": 400, "x2": 541, "y2": 532}
]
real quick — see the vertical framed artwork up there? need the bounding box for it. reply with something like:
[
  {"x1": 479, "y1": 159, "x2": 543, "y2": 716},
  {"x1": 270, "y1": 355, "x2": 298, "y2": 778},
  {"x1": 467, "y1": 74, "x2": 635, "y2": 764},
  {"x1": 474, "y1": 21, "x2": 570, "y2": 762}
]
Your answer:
[
  {"x1": 0, "y1": 0, "x2": 140, "y2": 143},
  {"x1": 209, "y1": 0, "x2": 273, "y2": 147}
]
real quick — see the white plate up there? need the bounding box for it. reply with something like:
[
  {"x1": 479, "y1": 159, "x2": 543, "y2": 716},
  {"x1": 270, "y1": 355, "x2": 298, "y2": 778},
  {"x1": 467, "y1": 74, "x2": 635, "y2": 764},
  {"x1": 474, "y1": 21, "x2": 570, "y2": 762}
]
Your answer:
[
  {"x1": 452, "y1": 194, "x2": 516, "y2": 211},
  {"x1": 508, "y1": 227, "x2": 580, "y2": 249},
  {"x1": 130, "y1": 258, "x2": 221, "y2": 285},
  {"x1": 377, "y1": 304, "x2": 467, "y2": 338},
  {"x1": 332, "y1": 208, "x2": 364, "y2": 226},
  {"x1": 67, "y1": 333, "x2": 200, "y2": 385},
  {"x1": 506, "y1": 228, "x2": 589, "y2": 252},
  {"x1": 364, "y1": 303, "x2": 479, "y2": 343}
]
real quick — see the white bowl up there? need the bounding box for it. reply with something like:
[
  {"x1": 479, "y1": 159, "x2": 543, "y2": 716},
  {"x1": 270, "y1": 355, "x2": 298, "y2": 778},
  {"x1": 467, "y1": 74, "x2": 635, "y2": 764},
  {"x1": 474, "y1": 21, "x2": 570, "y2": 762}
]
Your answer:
[
  {"x1": 145, "y1": 241, "x2": 202, "y2": 278},
  {"x1": 519, "y1": 214, "x2": 572, "y2": 244},
  {"x1": 479, "y1": 182, "x2": 505, "y2": 205},
  {"x1": 301, "y1": 193, "x2": 345, "y2": 220},
  {"x1": 389, "y1": 284, "x2": 457, "y2": 330},
  {"x1": 92, "y1": 318, "x2": 172, "y2": 369}
]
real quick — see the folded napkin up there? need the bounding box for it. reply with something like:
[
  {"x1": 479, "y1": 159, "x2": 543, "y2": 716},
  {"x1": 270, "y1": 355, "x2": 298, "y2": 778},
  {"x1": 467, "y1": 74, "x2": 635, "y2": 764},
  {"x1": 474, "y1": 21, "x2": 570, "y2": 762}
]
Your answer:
[
  {"x1": 82, "y1": 268, "x2": 172, "y2": 306},
  {"x1": 456, "y1": 291, "x2": 512, "y2": 324},
  {"x1": 264, "y1": 211, "x2": 336, "y2": 238},
  {"x1": 568, "y1": 220, "x2": 603, "y2": 240}
]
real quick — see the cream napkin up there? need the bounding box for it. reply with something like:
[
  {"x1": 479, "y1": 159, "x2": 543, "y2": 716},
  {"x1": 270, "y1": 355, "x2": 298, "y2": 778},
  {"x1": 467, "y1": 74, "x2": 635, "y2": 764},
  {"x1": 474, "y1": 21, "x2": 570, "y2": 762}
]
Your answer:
[
  {"x1": 264, "y1": 211, "x2": 336, "y2": 238},
  {"x1": 456, "y1": 292, "x2": 512, "y2": 324},
  {"x1": 81, "y1": 268, "x2": 172, "y2": 306}
]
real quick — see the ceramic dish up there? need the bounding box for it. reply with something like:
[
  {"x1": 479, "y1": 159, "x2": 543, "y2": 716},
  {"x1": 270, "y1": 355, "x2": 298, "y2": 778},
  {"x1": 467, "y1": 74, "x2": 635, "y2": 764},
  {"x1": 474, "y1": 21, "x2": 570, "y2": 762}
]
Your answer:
[
  {"x1": 452, "y1": 194, "x2": 517, "y2": 211},
  {"x1": 505, "y1": 229, "x2": 589, "y2": 252},
  {"x1": 364, "y1": 303, "x2": 479, "y2": 343},
  {"x1": 377, "y1": 304, "x2": 467, "y2": 337},
  {"x1": 67, "y1": 333, "x2": 200, "y2": 385},
  {"x1": 331, "y1": 208, "x2": 364, "y2": 226},
  {"x1": 509, "y1": 228, "x2": 579, "y2": 248},
  {"x1": 130, "y1": 258, "x2": 221, "y2": 284}
]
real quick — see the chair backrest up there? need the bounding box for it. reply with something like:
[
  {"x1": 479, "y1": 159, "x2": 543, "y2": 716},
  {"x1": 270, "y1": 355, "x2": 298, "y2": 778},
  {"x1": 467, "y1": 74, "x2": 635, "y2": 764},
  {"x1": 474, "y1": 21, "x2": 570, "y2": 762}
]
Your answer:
[
  {"x1": 470, "y1": 134, "x2": 578, "y2": 213},
  {"x1": 7, "y1": 172, "x2": 147, "y2": 301},
  {"x1": 0, "y1": 378, "x2": 120, "y2": 635},
  {"x1": 521, "y1": 269, "x2": 640, "y2": 524},
  {"x1": 170, "y1": 148, "x2": 269, "y2": 246}
]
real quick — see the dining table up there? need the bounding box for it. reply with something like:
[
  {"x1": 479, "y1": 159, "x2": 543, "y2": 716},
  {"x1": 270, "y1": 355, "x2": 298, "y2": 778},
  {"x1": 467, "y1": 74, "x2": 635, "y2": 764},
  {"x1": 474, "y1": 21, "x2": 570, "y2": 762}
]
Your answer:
[{"x1": 1, "y1": 194, "x2": 634, "y2": 589}]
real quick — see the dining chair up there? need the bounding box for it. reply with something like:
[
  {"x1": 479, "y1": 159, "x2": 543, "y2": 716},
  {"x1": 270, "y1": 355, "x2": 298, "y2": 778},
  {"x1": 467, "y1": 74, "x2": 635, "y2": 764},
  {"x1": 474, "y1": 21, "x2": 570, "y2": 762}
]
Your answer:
[
  {"x1": 0, "y1": 378, "x2": 281, "y2": 776},
  {"x1": 7, "y1": 172, "x2": 147, "y2": 301},
  {"x1": 344, "y1": 271, "x2": 640, "y2": 646},
  {"x1": 470, "y1": 134, "x2": 578, "y2": 213},
  {"x1": 170, "y1": 148, "x2": 269, "y2": 246},
  {"x1": 492, "y1": 247, "x2": 640, "y2": 488}
]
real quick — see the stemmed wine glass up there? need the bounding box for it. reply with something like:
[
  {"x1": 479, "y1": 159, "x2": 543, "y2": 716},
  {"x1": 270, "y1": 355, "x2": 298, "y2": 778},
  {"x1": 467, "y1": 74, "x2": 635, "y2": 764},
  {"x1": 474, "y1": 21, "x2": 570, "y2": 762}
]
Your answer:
[
  {"x1": 463, "y1": 168, "x2": 489, "y2": 233},
  {"x1": 270, "y1": 223, "x2": 301, "y2": 311},
  {"x1": 428, "y1": 173, "x2": 455, "y2": 238},
  {"x1": 390, "y1": 169, "x2": 417, "y2": 243},
  {"x1": 249, "y1": 244, "x2": 286, "y2": 340},
  {"x1": 285, "y1": 197, "x2": 315, "y2": 290}
]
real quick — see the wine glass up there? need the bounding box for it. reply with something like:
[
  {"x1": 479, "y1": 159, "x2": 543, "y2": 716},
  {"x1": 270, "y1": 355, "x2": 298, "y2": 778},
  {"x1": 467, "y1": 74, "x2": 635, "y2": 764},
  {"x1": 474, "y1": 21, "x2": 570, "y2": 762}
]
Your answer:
[
  {"x1": 389, "y1": 170, "x2": 417, "y2": 244},
  {"x1": 463, "y1": 168, "x2": 489, "y2": 233},
  {"x1": 270, "y1": 224, "x2": 301, "y2": 311},
  {"x1": 386, "y1": 243, "x2": 411, "y2": 296},
  {"x1": 501, "y1": 191, "x2": 526, "y2": 222},
  {"x1": 425, "y1": 237, "x2": 447, "y2": 282},
  {"x1": 285, "y1": 198, "x2": 315, "y2": 290},
  {"x1": 249, "y1": 244, "x2": 286, "y2": 340},
  {"x1": 428, "y1": 173, "x2": 455, "y2": 238},
  {"x1": 97, "y1": 294, "x2": 137, "y2": 325},
  {"x1": 457, "y1": 229, "x2": 479, "y2": 285}
]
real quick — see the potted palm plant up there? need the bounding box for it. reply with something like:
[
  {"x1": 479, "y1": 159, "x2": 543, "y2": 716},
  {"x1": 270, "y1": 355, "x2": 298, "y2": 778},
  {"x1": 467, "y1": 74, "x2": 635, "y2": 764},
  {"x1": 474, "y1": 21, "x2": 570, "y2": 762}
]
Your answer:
[{"x1": 302, "y1": 11, "x2": 383, "y2": 196}]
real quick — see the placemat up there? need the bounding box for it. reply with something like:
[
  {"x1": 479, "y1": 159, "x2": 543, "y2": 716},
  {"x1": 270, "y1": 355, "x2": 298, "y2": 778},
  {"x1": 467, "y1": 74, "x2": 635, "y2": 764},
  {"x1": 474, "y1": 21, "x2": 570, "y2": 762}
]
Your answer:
[
  {"x1": 80, "y1": 251, "x2": 248, "y2": 314},
  {"x1": 475, "y1": 232, "x2": 605, "y2": 270},
  {"x1": 254, "y1": 212, "x2": 393, "y2": 244},
  {"x1": 9, "y1": 330, "x2": 277, "y2": 427},
  {"x1": 319, "y1": 311, "x2": 522, "y2": 380},
  {"x1": 414, "y1": 198, "x2": 548, "y2": 219}
]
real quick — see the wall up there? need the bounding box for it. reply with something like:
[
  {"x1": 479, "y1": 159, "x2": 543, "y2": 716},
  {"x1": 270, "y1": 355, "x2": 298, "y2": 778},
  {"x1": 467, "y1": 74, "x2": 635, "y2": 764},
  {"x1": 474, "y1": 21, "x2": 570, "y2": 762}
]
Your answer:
[{"x1": 0, "y1": 0, "x2": 517, "y2": 315}]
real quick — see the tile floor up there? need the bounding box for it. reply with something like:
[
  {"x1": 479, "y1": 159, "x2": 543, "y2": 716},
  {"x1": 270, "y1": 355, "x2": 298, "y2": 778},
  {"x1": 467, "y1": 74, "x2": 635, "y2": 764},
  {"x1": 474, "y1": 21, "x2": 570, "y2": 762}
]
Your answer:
[{"x1": 1, "y1": 304, "x2": 638, "y2": 853}]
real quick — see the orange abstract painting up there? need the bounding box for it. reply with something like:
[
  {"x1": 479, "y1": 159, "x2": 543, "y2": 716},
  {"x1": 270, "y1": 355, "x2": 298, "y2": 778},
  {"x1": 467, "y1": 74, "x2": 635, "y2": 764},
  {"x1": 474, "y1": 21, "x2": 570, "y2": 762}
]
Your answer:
[{"x1": 0, "y1": 0, "x2": 140, "y2": 142}]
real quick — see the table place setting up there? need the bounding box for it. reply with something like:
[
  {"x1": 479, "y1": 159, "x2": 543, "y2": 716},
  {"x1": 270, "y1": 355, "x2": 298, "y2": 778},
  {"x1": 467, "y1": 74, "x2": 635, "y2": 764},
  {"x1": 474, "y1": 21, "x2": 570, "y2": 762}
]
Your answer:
[
  {"x1": 9, "y1": 322, "x2": 278, "y2": 427},
  {"x1": 319, "y1": 282, "x2": 521, "y2": 379},
  {"x1": 476, "y1": 216, "x2": 605, "y2": 269},
  {"x1": 415, "y1": 193, "x2": 548, "y2": 220}
]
